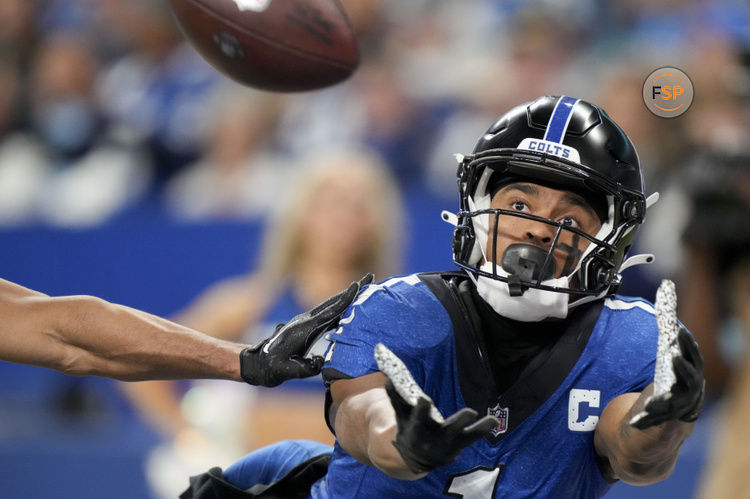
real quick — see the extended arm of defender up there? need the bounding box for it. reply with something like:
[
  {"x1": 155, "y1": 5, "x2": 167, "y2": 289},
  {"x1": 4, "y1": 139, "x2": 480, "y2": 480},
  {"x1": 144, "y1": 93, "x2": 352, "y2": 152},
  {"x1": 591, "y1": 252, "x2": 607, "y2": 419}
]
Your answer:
[
  {"x1": 0, "y1": 278, "x2": 246, "y2": 381},
  {"x1": 0, "y1": 274, "x2": 370, "y2": 382}
]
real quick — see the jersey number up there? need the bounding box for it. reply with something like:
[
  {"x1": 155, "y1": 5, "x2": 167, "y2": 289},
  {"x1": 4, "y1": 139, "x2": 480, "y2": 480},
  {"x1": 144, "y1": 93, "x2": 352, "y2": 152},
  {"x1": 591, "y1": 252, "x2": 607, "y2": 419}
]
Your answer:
[{"x1": 444, "y1": 465, "x2": 503, "y2": 498}]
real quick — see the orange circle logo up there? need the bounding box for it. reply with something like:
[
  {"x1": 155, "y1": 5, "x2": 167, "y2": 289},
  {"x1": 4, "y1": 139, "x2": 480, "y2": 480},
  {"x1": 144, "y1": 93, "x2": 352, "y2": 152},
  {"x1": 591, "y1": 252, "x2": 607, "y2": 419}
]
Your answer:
[{"x1": 643, "y1": 67, "x2": 693, "y2": 118}]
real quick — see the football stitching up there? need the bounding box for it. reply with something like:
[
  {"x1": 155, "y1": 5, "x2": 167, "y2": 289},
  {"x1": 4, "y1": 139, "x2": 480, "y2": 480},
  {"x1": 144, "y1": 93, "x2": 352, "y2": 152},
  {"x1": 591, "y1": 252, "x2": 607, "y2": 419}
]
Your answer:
[{"x1": 183, "y1": 0, "x2": 358, "y2": 70}]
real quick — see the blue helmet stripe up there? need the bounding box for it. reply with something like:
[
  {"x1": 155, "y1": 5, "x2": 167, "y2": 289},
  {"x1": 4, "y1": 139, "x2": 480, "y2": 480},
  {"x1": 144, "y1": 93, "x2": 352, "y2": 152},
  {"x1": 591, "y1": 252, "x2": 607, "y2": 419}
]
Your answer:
[{"x1": 542, "y1": 96, "x2": 580, "y2": 144}]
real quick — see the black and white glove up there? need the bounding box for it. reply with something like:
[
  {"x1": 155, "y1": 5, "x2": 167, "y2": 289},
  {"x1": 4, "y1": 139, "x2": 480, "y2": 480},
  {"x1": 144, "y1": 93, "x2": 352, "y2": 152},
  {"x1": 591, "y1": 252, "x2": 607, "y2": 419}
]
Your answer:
[
  {"x1": 374, "y1": 343, "x2": 498, "y2": 475},
  {"x1": 240, "y1": 273, "x2": 373, "y2": 387},
  {"x1": 630, "y1": 280, "x2": 705, "y2": 430}
]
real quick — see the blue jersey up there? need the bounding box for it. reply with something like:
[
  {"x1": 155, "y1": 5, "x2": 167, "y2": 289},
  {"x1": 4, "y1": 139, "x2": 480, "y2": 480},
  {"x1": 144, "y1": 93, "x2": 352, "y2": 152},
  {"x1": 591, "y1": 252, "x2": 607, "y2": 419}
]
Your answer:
[{"x1": 311, "y1": 272, "x2": 658, "y2": 499}]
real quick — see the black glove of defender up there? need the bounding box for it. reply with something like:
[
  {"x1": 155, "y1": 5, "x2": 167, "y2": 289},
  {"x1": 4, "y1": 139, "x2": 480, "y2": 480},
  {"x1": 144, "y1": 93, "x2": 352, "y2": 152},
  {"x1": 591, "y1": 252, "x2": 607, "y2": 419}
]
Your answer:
[
  {"x1": 240, "y1": 273, "x2": 372, "y2": 387},
  {"x1": 631, "y1": 327, "x2": 705, "y2": 430}
]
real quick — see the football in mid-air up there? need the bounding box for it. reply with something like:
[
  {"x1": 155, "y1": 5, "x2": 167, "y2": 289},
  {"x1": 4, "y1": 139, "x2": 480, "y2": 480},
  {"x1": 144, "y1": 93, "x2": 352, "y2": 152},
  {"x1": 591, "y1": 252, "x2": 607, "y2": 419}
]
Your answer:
[{"x1": 168, "y1": 0, "x2": 359, "y2": 92}]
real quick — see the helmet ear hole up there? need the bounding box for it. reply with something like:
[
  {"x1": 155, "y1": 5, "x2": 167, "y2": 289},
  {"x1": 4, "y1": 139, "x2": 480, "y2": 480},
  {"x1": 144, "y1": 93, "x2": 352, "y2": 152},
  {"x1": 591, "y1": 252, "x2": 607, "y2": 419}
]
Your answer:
[
  {"x1": 596, "y1": 266, "x2": 612, "y2": 288},
  {"x1": 586, "y1": 256, "x2": 614, "y2": 293}
]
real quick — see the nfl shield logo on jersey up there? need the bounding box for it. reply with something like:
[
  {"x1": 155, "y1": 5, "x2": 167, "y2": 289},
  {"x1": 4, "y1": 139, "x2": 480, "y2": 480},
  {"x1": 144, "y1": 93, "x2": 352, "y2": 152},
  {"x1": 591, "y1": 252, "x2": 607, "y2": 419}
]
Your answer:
[{"x1": 488, "y1": 403, "x2": 509, "y2": 436}]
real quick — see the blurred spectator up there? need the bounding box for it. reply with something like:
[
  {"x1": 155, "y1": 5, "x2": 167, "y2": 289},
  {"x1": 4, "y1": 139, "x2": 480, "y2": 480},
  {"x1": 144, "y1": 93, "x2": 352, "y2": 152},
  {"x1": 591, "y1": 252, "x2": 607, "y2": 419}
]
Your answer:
[
  {"x1": 164, "y1": 86, "x2": 288, "y2": 221},
  {"x1": 0, "y1": 31, "x2": 152, "y2": 227},
  {"x1": 95, "y1": 1, "x2": 219, "y2": 187},
  {"x1": 0, "y1": 62, "x2": 48, "y2": 224},
  {"x1": 30, "y1": 33, "x2": 151, "y2": 227},
  {"x1": 680, "y1": 151, "x2": 750, "y2": 395},
  {"x1": 123, "y1": 147, "x2": 404, "y2": 498},
  {"x1": 0, "y1": 0, "x2": 38, "y2": 71},
  {"x1": 30, "y1": 33, "x2": 101, "y2": 161},
  {"x1": 276, "y1": 55, "x2": 435, "y2": 186}
]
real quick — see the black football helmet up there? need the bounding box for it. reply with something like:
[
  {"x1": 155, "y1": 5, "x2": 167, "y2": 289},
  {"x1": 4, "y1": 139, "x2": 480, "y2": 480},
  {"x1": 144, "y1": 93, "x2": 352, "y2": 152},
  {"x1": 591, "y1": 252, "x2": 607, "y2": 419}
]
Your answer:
[{"x1": 450, "y1": 95, "x2": 649, "y2": 300}]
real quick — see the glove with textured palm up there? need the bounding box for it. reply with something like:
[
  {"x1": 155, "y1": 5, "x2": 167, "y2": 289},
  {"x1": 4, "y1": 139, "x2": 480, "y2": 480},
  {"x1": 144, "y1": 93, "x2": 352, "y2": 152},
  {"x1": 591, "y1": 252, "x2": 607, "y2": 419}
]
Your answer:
[
  {"x1": 630, "y1": 327, "x2": 705, "y2": 429},
  {"x1": 240, "y1": 273, "x2": 372, "y2": 387},
  {"x1": 630, "y1": 280, "x2": 705, "y2": 430},
  {"x1": 375, "y1": 343, "x2": 498, "y2": 474}
]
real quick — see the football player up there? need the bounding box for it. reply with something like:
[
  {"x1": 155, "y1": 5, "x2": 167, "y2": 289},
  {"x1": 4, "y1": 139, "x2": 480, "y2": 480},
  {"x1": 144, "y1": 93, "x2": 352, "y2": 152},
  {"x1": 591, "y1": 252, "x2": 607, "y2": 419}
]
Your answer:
[
  {"x1": 0, "y1": 274, "x2": 371, "y2": 386},
  {"x1": 182, "y1": 96, "x2": 704, "y2": 498}
]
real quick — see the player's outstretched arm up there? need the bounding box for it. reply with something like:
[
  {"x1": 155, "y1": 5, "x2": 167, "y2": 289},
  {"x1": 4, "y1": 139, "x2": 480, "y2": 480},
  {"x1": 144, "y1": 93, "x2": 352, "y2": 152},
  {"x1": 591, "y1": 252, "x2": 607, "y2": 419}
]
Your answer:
[
  {"x1": 0, "y1": 274, "x2": 371, "y2": 383},
  {"x1": 329, "y1": 371, "x2": 418, "y2": 478},
  {"x1": 376, "y1": 344, "x2": 498, "y2": 475},
  {"x1": 329, "y1": 344, "x2": 497, "y2": 480},
  {"x1": 0, "y1": 277, "x2": 244, "y2": 381},
  {"x1": 594, "y1": 281, "x2": 705, "y2": 485}
]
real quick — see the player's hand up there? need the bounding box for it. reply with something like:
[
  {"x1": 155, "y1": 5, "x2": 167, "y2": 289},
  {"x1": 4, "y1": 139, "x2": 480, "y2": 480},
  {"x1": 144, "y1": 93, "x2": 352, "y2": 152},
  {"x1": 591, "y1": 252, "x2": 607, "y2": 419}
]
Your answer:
[
  {"x1": 630, "y1": 280, "x2": 705, "y2": 430},
  {"x1": 375, "y1": 343, "x2": 498, "y2": 474},
  {"x1": 240, "y1": 273, "x2": 373, "y2": 387}
]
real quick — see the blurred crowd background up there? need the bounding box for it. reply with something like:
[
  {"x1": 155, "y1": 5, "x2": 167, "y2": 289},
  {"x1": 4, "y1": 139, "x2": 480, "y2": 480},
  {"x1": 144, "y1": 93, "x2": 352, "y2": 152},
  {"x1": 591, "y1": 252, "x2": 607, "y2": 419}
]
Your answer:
[{"x1": 0, "y1": 0, "x2": 749, "y2": 498}]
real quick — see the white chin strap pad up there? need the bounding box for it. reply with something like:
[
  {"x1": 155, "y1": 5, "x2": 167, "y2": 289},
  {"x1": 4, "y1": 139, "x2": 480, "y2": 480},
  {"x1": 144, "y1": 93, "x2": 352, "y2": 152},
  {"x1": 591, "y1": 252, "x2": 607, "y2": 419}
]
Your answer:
[{"x1": 472, "y1": 262, "x2": 571, "y2": 321}]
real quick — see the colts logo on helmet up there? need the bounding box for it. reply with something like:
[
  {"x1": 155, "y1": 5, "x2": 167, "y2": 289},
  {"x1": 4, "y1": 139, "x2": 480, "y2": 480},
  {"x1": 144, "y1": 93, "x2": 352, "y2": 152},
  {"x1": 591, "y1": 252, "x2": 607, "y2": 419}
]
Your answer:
[
  {"x1": 517, "y1": 138, "x2": 581, "y2": 164},
  {"x1": 516, "y1": 95, "x2": 582, "y2": 164},
  {"x1": 488, "y1": 403, "x2": 509, "y2": 436}
]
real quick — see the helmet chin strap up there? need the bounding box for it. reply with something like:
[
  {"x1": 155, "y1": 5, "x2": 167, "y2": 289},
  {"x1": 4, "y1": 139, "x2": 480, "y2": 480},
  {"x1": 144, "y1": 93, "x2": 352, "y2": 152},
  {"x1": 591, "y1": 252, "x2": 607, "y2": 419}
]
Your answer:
[
  {"x1": 474, "y1": 234, "x2": 571, "y2": 321},
  {"x1": 470, "y1": 262, "x2": 571, "y2": 321}
]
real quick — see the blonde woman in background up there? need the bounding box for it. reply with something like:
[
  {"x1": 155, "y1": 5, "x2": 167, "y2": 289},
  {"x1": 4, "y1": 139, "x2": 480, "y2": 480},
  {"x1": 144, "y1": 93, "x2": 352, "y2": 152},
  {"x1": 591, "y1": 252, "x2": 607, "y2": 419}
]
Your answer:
[{"x1": 123, "y1": 146, "x2": 403, "y2": 498}]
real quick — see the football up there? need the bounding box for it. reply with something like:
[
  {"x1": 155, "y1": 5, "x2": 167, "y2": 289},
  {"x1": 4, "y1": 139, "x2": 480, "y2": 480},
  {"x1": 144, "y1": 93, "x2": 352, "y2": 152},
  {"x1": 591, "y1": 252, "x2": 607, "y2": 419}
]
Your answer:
[{"x1": 168, "y1": 0, "x2": 360, "y2": 92}]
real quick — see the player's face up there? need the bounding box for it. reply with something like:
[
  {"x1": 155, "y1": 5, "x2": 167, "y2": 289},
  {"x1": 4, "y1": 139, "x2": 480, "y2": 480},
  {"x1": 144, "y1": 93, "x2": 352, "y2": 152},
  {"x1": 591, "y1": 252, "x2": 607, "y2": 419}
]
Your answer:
[{"x1": 486, "y1": 182, "x2": 603, "y2": 278}]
